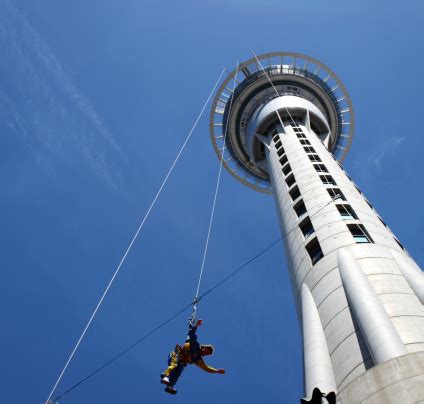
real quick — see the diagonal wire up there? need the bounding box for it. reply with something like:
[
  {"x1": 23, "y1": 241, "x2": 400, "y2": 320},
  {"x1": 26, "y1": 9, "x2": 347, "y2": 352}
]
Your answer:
[
  {"x1": 194, "y1": 62, "x2": 240, "y2": 300},
  {"x1": 51, "y1": 235, "x2": 278, "y2": 402},
  {"x1": 199, "y1": 195, "x2": 339, "y2": 301},
  {"x1": 45, "y1": 67, "x2": 226, "y2": 404},
  {"x1": 51, "y1": 196, "x2": 340, "y2": 402},
  {"x1": 51, "y1": 302, "x2": 193, "y2": 402}
]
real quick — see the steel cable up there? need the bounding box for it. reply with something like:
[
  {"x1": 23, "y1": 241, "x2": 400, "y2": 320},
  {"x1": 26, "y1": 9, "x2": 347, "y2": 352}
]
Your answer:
[{"x1": 45, "y1": 68, "x2": 226, "y2": 404}]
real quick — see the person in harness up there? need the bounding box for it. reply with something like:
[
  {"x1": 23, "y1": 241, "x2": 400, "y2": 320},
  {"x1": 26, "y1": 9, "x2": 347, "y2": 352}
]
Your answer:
[{"x1": 160, "y1": 316, "x2": 225, "y2": 394}]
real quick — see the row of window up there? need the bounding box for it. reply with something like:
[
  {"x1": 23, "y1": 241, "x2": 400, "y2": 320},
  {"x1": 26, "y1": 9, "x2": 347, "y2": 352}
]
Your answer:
[
  {"x1": 359, "y1": 195, "x2": 405, "y2": 247},
  {"x1": 278, "y1": 125, "x2": 325, "y2": 264},
  {"x1": 293, "y1": 195, "x2": 324, "y2": 264},
  {"x1": 273, "y1": 124, "x2": 404, "y2": 265},
  {"x1": 310, "y1": 143, "x2": 407, "y2": 249},
  {"x1": 329, "y1": 150, "x2": 406, "y2": 249},
  {"x1": 300, "y1": 137, "x2": 375, "y2": 244},
  {"x1": 266, "y1": 118, "x2": 304, "y2": 139},
  {"x1": 273, "y1": 135, "x2": 293, "y2": 182}
]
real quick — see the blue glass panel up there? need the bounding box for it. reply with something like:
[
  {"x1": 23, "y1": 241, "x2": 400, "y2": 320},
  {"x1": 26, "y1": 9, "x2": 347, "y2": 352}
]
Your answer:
[{"x1": 354, "y1": 235, "x2": 369, "y2": 243}]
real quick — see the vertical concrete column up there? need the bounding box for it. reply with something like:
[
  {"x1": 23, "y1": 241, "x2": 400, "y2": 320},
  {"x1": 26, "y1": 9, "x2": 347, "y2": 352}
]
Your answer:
[
  {"x1": 391, "y1": 249, "x2": 424, "y2": 304},
  {"x1": 301, "y1": 283, "x2": 337, "y2": 400},
  {"x1": 337, "y1": 249, "x2": 407, "y2": 364}
]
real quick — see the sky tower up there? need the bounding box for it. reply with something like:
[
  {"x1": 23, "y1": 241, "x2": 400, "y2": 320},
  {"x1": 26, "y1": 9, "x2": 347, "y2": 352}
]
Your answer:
[{"x1": 210, "y1": 52, "x2": 424, "y2": 403}]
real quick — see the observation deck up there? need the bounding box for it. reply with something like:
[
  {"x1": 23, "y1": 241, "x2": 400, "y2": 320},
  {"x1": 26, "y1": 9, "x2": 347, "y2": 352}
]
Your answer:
[{"x1": 209, "y1": 52, "x2": 355, "y2": 194}]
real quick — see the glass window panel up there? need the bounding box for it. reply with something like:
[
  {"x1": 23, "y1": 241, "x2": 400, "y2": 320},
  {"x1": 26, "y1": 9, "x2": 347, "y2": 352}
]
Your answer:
[
  {"x1": 353, "y1": 235, "x2": 369, "y2": 243},
  {"x1": 305, "y1": 237, "x2": 324, "y2": 265},
  {"x1": 290, "y1": 186, "x2": 301, "y2": 201},
  {"x1": 294, "y1": 200, "x2": 307, "y2": 217},
  {"x1": 282, "y1": 164, "x2": 292, "y2": 176}
]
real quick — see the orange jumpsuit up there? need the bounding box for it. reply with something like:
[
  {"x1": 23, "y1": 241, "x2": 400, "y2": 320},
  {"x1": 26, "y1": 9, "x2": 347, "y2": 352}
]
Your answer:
[{"x1": 162, "y1": 323, "x2": 220, "y2": 387}]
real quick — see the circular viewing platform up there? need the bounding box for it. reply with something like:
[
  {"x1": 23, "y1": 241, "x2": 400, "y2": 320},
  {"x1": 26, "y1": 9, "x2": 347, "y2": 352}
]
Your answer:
[{"x1": 209, "y1": 52, "x2": 355, "y2": 194}]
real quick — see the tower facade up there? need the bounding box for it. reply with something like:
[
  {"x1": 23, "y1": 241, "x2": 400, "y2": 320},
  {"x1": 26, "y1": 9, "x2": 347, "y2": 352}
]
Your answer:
[{"x1": 210, "y1": 52, "x2": 424, "y2": 403}]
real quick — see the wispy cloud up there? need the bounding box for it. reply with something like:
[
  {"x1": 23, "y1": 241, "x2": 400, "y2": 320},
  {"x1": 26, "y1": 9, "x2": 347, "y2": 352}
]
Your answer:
[
  {"x1": 371, "y1": 136, "x2": 405, "y2": 169},
  {"x1": 0, "y1": 1, "x2": 125, "y2": 188}
]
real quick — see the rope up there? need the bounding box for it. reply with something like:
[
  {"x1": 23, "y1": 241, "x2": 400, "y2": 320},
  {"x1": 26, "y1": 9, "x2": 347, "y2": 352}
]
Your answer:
[
  {"x1": 197, "y1": 196, "x2": 339, "y2": 305},
  {"x1": 51, "y1": 196, "x2": 339, "y2": 402},
  {"x1": 51, "y1": 302, "x2": 193, "y2": 403},
  {"x1": 45, "y1": 68, "x2": 226, "y2": 404},
  {"x1": 193, "y1": 62, "x2": 240, "y2": 303}
]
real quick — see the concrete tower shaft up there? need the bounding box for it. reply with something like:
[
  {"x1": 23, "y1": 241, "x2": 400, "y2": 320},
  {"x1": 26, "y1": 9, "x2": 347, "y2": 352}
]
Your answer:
[
  {"x1": 210, "y1": 53, "x2": 424, "y2": 403},
  {"x1": 266, "y1": 118, "x2": 424, "y2": 402}
]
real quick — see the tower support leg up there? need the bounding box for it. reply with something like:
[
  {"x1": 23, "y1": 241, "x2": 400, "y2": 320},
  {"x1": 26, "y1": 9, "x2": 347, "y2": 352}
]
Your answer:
[
  {"x1": 301, "y1": 283, "x2": 337, "y2": 402},
  {"x1": 337, "y1": 249, "x2": 407, "y2": 364},
  {"x1": 391, "y1": 249, "x2": 424, "y2": 304}
]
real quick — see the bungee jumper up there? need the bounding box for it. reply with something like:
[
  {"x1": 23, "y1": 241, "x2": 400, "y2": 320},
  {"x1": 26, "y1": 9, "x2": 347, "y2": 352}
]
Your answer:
[{"x1": 160, "y1": 308, "x2": 225, "y2": 395}]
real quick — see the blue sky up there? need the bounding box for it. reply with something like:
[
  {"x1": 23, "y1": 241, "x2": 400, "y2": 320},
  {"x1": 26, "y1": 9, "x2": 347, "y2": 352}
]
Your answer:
[{"x1": 1, "y1": 0, "x2": 423, "y2": 403}]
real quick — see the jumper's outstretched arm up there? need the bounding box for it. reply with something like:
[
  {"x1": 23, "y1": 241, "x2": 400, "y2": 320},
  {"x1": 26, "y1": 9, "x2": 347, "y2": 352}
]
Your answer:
[{"x1": 196, "y1": 359, "x2": 225, "y2": 374}]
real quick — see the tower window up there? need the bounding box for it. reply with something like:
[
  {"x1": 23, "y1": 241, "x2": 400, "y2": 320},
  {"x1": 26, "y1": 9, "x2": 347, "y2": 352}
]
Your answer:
[
  {"x1": 314, "y1": 164, "x2": 328, "y2": 173},
  {"x1": 300, "y1": 139, "x2": 311, "y2": 145},
  {"x1": 293, "y1": 127, "x2": 302, "y2": 132},
  {"x1": 365, "y1": 199, "x2": 373, "y2": 210},
  {"x1": 279, "y1": 154, "x2": 288, "y2": 166},
  {"x1": 297, "y1": 133, "x2": 307, "y2": 139},
  {"x1": 320, "y1": 175, "x2": 336, "y2": 185},
  {"x1": 272, "y1": 134, "x2": 280, "y2": 142},
  {"x1": 305, "y1": 237, "x2": 324, "y2": 265},
  {"x1": 348, "y1": 224, "x2": 373, "y2": 243},
  {"x1": 289, "y1": 185, "x2": 301, "y2": 201},
  {"x1": 294, "y1": 200, "x2": 307, "y2": 217},
  {"x1": 300, "y1": 217, "x2": 314, "y2": 239},
  {"x1": 309, "y1": 154, "x2": 321, "y2": 162},
  {"x1": 285, "y1": 173, "x2": 296, "y2": 188},
  {"x1": 282, "y1": 164, "x2": 292, "y2": 176},
  {"x1": 394, "y1": 238, "x2": 405, "y2": 250},
  {"x1": 378, "y1": 216, "x2": 387, "y2": 228},
  {"x1": 304, "y1": 146, "x2": 315, "y2": 153},
  {"x1": 354, "y1": 184, "x2": 362, "y2": 194},
  {"x1": 275, "y1": 140, "x2": 282, "y2": 149},
  {"x1": 337, "y1": 204, "x2": 358, "y2": 220},
  {"x1": 277, "y1": 147, "x2": 285, "y2": 157},
  {"x1": 327, "y1": 188, "x2": 346, "y2": 201}
]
